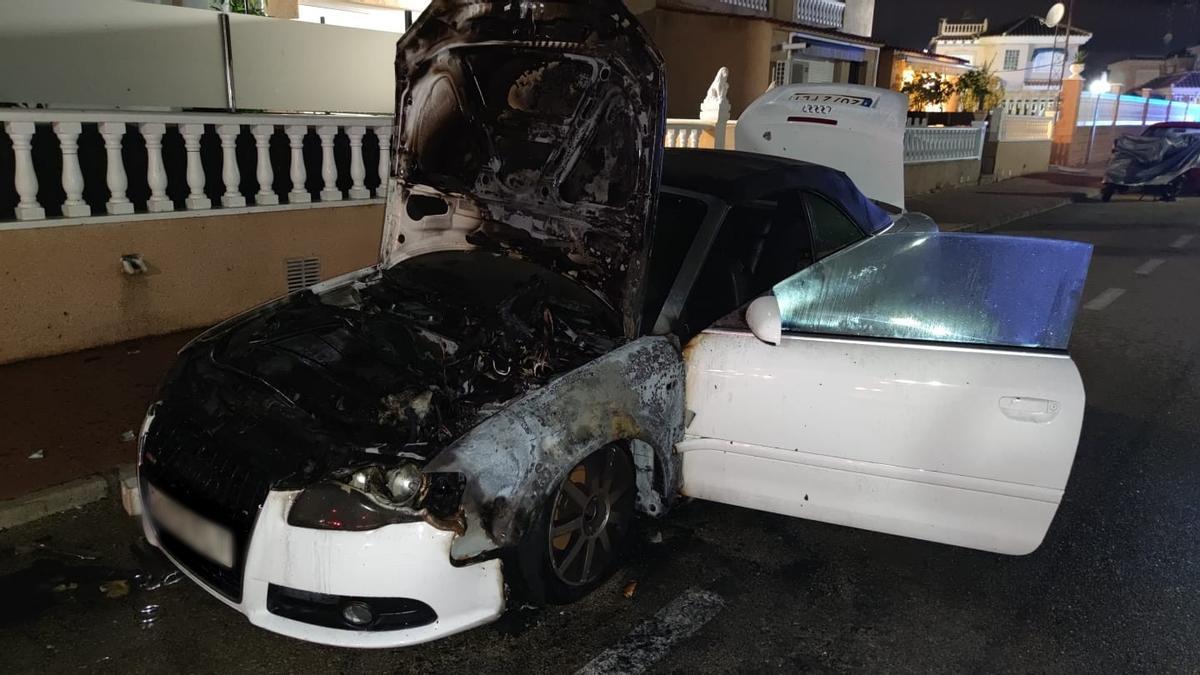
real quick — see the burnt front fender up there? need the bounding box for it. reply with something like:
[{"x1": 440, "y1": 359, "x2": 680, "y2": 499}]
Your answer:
[{"x1": 423, "y1": 336, "x2": 685, "y2": 560}]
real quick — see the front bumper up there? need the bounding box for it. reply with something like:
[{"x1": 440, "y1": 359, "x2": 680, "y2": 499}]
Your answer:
[{"x1": 142, "y1": 490, "x2": 505, "y2": 648}]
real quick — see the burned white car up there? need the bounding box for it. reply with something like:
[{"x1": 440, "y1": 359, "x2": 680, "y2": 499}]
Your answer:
[{"x1": 137, "y1": 0, "x2": 1092, "y2": 648}]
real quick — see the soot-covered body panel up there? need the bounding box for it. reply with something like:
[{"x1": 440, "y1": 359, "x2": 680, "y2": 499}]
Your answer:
[{"x1": 383, "y1": 0, "x2": 667, "y2": 337}]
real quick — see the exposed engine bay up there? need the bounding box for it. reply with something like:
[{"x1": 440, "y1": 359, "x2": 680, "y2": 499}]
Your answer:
[{"x1": 151, "y1": 251, "x2": 621, "y2": 484}]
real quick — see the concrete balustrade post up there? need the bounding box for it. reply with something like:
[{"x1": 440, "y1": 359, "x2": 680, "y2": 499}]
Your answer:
[
  {"x1": 5, "y1": 121, "x2": 44, "y2": 221},
  {"x1": 317, "y1": 125, "x2": 341, "y2": 202},
  {"x1": 375, "y1": 128, "x2": 391, "y2": 198},
  {"x1": 252, "y1": 124, "x2": 279, "y2": 205},
  {"x1": 285, "y1": 125, "x2": 311, "y2": 204},
  {"x1": 217, "y1": 124, "x2": 246, "y2": 208},
  {"x1": 346, "y1": 125, "x2": 369, "y2": 199},
  {"x1": 99, "y1": 121, "x2": 134, "y2": 215},
  {"x1": 53, "y1": 121, "x2": 90, "y2": 218},
  {"x1": 180, "y1": 124, "x2": 211, "y2": 210},
  {"x1": 140, "y1": 123, "x2": 174, "y2": 213}
]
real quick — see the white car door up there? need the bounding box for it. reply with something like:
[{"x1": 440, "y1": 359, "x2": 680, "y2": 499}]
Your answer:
[{"x1": 678, "y1": 230, "x2": 1092, "y2": 556}]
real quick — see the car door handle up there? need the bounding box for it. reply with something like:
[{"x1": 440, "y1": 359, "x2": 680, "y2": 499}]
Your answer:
[{"x1": 999, "y1": 396, "x2": 1061, "y2": 423}]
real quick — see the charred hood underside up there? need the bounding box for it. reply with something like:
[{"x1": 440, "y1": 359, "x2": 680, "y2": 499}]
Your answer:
[{"x1": 386, "y1": 0, "x2": 667, "y2": 336}]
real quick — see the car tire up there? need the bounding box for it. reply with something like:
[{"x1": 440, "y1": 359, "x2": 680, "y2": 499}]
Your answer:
[
  {"x1": 1100, "y1": 185, "x2": 1115, "y2": 202},
  {"x1": 1162, "y1": 178, "x2": 1183, "y2": 202},
  {"x1": 508, "y1": 443, "x2": 637, "y2": 605}
]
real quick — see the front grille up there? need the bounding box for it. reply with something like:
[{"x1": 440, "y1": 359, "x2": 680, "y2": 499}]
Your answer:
[
  {"x1": 267, "y1": 584, "x2": 438, "y2": 631},
  {"x1": 140, "y1": 409, "x2": 273, "y2": 603}
]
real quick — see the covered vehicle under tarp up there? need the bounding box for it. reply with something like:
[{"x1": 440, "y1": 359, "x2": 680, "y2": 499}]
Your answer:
[{"x1": 1103, "y1": 132, "x2": 1200, "y2": 187}]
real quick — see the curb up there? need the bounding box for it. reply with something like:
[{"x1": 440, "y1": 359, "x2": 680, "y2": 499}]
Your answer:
[{"x1": 0, "y1": 463, "x2": 136, "y2": 530}]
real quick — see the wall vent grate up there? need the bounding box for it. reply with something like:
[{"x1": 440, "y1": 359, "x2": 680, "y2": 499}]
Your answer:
[{"x1": 285, "y1": 257, "x2": 321, "y2": 293}]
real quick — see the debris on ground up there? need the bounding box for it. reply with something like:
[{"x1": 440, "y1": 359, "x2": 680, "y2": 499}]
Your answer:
[
  {"x1": 138, "y1": 603, "x2": 161, "y2": 628},
  {"x1": 623, "y1": 580, "x2": 638, "y2": 599},
  {"x1": 27, "y1": 449, "x2": 44, "y2": 460},
  {"x1": 646, "y1": 530, "x2": 664, "y2": 544},
  {"x1": 120, "y1": 430, "x2": 136, "y2": 442},
  {"x1": 100, "y1": 580, "x2": 130, "y2": 599}
]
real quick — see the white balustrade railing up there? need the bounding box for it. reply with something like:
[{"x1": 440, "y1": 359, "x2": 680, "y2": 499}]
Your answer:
[
  {"x1": 796, "y1": 0, "x2": 846, "y2": 30},
  {"x1": 718, "y1": 0, "x2": 769, "y2": 12},
  {"x1": 937, "y1": 18, "x2": 988, "y2": 37},
  {"x1": 1, "y1": 109, "x2": 392, "y2": 224},
  {"x1": 1001, "y1": 92, "x2": 1058, "y2": 118},
  {"x1": 903, "y1": 124, "x2": 988, "y2": 164},
  {"x1": 665, "y1": 120, "x2": 712, "y2": 149}
]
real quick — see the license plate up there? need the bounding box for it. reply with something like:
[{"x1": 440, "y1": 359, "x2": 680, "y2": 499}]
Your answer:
[{"x1": 146, "y1": 483, "x2": 235, "y2": 568}]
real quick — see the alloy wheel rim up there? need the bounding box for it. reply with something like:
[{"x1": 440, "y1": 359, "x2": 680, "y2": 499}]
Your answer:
[{"x1": 547, "y1": 446, "x2": 633, "y2": 586}]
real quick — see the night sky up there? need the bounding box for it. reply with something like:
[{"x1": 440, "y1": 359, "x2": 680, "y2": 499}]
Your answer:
[{"x1": 873, "y1": 0, "x2": 1200, "y2": 74}]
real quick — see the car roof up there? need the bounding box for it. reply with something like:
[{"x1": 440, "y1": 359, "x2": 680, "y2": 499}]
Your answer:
[{"x1": 661, "y1": 148, "x2": 893, "y2": 234}]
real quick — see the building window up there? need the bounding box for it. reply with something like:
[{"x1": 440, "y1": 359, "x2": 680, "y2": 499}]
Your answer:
[
  {"x1": 1029, "y1": 48, "x2": 1066, "y2": 81},
  {"x1": 1003, "y1": 49, "x2": 1020, "y2": 72},
  {"x1": 771, "y1": 61, "x2": 789, "y2": 87}
]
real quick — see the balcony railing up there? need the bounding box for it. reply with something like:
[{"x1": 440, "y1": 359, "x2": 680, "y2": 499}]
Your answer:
[
  {"x1": 1001, "y1": 92, "x2": 1059, "y2": 118},
  {"x1": 937, "y1": 18, "x2": 988, "y2": 37},
  {"x1": 1, "y1": 110, "x2": 392, "y2": 225},
  {"x1": 796, "y1": 0, "x2": 846, "y2": 30},
  {"x1": 902, "y1": 123, "x2": 989, "y2": 164},
  {"x1": 718, "y1": 0, "x2": 769, "y2": 12}
]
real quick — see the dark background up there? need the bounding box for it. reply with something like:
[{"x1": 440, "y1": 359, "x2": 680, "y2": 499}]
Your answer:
[{"x1": 874, "y1": 0, "x2": 1200, "y2": 74}]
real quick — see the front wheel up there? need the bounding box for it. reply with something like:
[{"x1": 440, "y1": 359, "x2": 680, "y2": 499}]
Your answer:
[
  {"x1": 1101, "y1": 185, "x2": 1115, "y2": 202},
  {"x1": 509, "y1": 444, "x2": 636, "y2": 605}
]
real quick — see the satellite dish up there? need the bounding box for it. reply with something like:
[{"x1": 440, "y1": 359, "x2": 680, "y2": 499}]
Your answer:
[{"x1": 1045, "y1": 2, "x2": 1066, "y2": 28}]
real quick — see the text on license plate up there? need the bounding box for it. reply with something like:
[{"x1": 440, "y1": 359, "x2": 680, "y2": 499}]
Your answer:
[{"x1": 146, "y1": 483, "x2": 235, "y2": 568}]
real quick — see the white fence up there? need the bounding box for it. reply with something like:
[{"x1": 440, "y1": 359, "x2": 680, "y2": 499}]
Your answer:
[
  {"x1": 0, "y1": 0, "x2": 399, "y2": 114},
  {"x1": 1077, "y1": 92, "x2": 1200, "y2": 127},
  {"x1": 1, "y1": 110, "x2": 391, "y2": 224},
  {"x1": 902, "y1": 124, "x2": 988, "y2": 164},
  {"x1": 1001, "y1": 92, "x2": 1058, "y2": 118}
]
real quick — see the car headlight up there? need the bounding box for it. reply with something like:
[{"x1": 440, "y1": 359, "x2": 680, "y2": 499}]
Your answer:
[{"x1": 287, "y1": 464, "x2": 465, "y2": 533}]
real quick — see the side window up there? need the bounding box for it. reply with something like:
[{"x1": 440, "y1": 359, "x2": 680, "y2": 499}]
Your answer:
[
  {"x1": 642, "y1": 193, "x2": 706, "y2": 329},
  {"x1": 805, "y1": 192, "x2": 865, "y2": 258},
  {"x1": 677, "y1": 191, "x2": 814, "y2": 338}
]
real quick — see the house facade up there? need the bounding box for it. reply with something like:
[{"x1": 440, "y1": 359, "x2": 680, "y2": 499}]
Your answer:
[
  {"x1": 930, "y1": 16, "x2": 1091, "y2": 92},
  {"x1": 629, "y1": 0, "x2": 879, "y2": 118},
  {"x1": 1106, "y1": 46, "x2": 1200, "y2": 100}
]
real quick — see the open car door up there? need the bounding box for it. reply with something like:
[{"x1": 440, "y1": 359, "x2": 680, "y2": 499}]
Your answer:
[{"x1": 679, "y1": 232, "x2": 1092, "y2": 555}]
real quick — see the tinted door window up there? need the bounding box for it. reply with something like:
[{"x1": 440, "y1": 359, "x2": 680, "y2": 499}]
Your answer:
[
  {"x1": 643, "y1": 193, "x2": 706, "y2": 329},
  {"x1": 678, "y1": 192, "x2": 815, "y2": 337},
  {"x1": 806, "y1": 192, "x2": 865, "y2": 258}
]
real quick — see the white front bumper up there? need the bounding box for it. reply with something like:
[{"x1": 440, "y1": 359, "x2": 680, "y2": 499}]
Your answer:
[{"x1": 143, "y1": 490, "x2": 505, "y2": 648}]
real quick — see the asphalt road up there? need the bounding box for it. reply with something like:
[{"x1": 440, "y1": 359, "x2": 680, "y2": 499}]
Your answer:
[{"x1": 3, "y1": 196, "x2": 1199, "y2": 674}]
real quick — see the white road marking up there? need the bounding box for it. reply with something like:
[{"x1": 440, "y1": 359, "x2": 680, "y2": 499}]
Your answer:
[
  {"x1": 1135, "y1": 258, "x2": 1166, "y2": 276},
  {"x1": 1083, "y1": 288, "x2": 1126, "y2": 311},
  {"x1": 1170, "y1": 234, "x2": 1195, "y2": 249},
  {"x1": 575, "y1": 588, "x2": 725, "y2": 675}
]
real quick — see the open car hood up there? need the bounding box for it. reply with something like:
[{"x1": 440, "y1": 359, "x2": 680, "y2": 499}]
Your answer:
[{"x1": 380, "y1": 0, "x2": 667, "y2": 337}]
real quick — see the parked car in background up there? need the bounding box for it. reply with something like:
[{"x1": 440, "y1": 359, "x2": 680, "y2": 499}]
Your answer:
[{"x1": 135, "y1": 0, "x2": 1093, "y2": 649}]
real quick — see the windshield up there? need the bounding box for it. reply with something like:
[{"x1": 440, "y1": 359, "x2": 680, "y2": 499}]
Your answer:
[{"x1": 772, "y1": 233, "x2": 1093, "y2": 350}]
